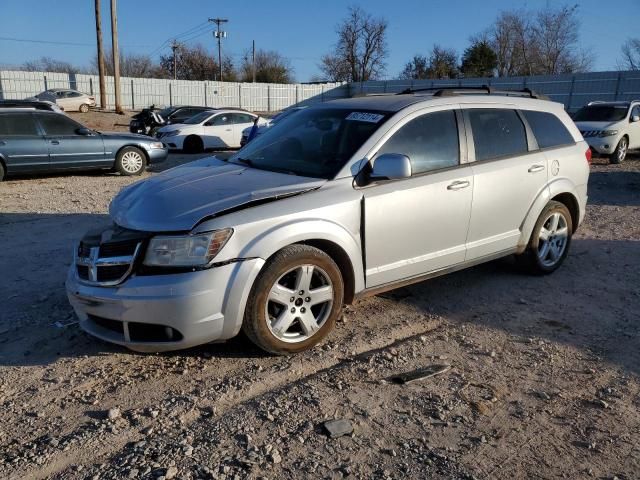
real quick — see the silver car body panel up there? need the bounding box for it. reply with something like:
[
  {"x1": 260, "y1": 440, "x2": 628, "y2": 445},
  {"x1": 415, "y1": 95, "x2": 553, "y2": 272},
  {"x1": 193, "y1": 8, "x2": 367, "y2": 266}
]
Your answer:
[{"x1": 67, "y1": 94, "x2": 590, "y2": 351}]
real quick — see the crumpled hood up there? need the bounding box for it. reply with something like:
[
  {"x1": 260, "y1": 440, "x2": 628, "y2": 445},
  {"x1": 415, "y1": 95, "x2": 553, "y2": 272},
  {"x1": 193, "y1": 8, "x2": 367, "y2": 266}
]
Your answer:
[{"x1": 110, "y1": 157, "x2": 325, "y2": 232}]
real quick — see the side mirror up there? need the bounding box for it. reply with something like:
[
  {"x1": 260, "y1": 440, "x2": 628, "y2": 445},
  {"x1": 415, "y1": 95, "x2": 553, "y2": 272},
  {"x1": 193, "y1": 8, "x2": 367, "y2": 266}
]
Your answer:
[
  {"x1": 370, "y1": 153, "x2": 412, "y2": 181},
  {"x1": 631, "y1": 115, "x2": 640, "y2": 123},
  {"x1": 76, "y1": 127, "x2": 93, "y2": 136}
]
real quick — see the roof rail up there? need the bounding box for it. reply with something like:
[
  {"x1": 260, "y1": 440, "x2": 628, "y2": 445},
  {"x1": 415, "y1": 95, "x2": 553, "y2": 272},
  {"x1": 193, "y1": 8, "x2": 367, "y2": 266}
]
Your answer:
[{"x1": 396, "y1": 85, "x2": 549, "y2": 100}]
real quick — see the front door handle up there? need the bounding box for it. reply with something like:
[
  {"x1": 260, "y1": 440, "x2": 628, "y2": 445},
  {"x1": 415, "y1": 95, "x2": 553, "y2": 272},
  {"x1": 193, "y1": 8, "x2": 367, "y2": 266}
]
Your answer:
[
  {"x1": 528, "y1": 164, "x2": 545, "y2": 173},
  {"x1": 225, "y1": 129, "x2": 232, "y2": 132},
  {"x1": 447, "y1": 180, "x2": 471, "y2": 191},
  {"x1": 50, "y1": 140, "x2": 60, "y2": 145}
]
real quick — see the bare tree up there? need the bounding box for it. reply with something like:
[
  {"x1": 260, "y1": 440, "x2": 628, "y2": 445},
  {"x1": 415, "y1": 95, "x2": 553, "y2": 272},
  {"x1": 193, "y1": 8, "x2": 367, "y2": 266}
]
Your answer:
[
  {"x1": 22, "y1": 57, "x2": 80, "y2": 74},
  {"x1": 427, "y1": 45, "x2": 458, "y2": 79},
  {"x1": 485, "y1": 5, "x2": 591, "y2": 76},
  {"x1": 240, "y1": 49, "x2": 293, "y2": 83},
  {"x1": 399, "y1": 55, "x2": 429, "y2": 80},
  {"x1": 532, "y1": 5, "x2": 592, "y2": 74},
  {"x1": 159, "y1": 44, "x2": 236, "y2": 81},
  {"x1": 619, "y1": 38, "x2": 640, "y2": 70},
  {"x1": 93, "y1": 49, "x2": 162, "y2": 78},
  {"x1": 320, "y1": 6, "x2": 388, "y2": 82}
]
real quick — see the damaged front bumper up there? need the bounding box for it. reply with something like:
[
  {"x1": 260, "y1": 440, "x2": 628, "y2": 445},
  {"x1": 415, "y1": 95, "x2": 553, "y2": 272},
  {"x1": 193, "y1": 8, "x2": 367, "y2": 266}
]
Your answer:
[{"x1": 65, "y1": 258, "x2": 264, "y2": 352}]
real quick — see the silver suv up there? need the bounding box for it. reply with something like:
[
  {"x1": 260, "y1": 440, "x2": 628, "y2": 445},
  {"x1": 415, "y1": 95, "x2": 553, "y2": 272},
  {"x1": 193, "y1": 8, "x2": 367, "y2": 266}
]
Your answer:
[{"x1": 66, "y1": 88, "x2": 590, "y2": 354}]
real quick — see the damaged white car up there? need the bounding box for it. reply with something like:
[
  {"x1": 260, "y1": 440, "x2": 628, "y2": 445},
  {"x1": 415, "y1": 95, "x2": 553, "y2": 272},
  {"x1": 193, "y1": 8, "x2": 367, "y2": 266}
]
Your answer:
[{"x1": 66, "y1": 88, "x2": 590, "y2": 354}]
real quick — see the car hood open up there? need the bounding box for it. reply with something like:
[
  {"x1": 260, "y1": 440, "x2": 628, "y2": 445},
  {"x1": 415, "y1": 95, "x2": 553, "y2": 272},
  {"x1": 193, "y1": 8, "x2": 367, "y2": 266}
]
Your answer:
[{"x1": 110, "y1": 157, "x2": 325, "y2": 232}]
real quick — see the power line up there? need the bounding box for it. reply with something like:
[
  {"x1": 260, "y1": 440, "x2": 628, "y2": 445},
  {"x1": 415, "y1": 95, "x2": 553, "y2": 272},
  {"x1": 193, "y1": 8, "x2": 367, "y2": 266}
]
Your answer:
[
  {"x1": 147, "y1": 22, "x2": 212, "y2": 57},
  {"x1": 0, "y1": 36, "x2": 152, "y2": 48}
]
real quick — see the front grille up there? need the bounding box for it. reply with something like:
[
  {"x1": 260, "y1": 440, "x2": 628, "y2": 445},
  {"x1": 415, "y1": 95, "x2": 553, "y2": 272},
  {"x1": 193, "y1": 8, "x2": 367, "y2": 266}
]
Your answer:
[
  {"x1": 76, "y1": 237, "x2": 143, "y2": 286},
  {"x1": 580, "y1": 130, "x2": 600, "y2": 138}
]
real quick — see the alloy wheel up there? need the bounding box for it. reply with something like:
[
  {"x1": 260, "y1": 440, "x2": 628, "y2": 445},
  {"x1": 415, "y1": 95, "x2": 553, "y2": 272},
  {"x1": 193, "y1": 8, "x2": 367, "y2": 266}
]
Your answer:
[
  {"x1": 537, "y1": 212, "x2": 569, "y2": 267},
  {"x1": 617, "y1": 138, "x2": 628, "y2": 162},
  {"x1": 265, "y1": 264, "x2": 334, "y2": 343},
  {"x1": 121, "y1": 151, "x2": 143, "y2": 174}
]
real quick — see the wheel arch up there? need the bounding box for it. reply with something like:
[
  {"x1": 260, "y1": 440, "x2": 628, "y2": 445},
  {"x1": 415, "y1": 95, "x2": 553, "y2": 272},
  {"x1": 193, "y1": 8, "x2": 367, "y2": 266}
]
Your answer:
[
  {"x1": 550, "y1": 192, "x2": 580, "y2": 233},
  {"x1": 116, "y1": 144, "x2": 150, "y2": 165}
]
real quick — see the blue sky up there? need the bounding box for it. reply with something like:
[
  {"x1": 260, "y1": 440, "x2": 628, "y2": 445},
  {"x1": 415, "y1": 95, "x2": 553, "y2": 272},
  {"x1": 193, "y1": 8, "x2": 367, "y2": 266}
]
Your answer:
[{"x1": 0, "y1": 0, "x2": 637, "y2": 81}]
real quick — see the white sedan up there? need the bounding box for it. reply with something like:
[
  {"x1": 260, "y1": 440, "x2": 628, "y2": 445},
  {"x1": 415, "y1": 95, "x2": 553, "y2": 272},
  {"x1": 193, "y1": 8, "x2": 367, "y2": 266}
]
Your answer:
[
  {"x1": 157, "y1": 110, "x2": 267, "y2": 152},
  {"x1": 29, "y1": 89, "x2": 96, "y2": 112}
]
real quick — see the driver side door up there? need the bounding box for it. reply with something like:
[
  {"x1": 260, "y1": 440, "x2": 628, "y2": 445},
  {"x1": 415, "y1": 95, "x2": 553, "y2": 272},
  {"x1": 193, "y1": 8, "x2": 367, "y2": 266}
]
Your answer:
[
  {"x1": 363, "y1": 107, "x2": 474, "y2": 288},
  {"x1": 629, "y1": 105, "x2": 640, "y2": 149},
  {"x1": 35, "y1": 113, "x2": 105, "y2": 169}
]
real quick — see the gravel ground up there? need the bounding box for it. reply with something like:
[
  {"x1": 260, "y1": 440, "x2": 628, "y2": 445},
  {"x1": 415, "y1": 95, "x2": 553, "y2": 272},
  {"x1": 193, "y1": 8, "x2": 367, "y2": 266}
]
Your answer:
[{"x1": 0, "y1": 142, "x2": 639, "y2": 479}]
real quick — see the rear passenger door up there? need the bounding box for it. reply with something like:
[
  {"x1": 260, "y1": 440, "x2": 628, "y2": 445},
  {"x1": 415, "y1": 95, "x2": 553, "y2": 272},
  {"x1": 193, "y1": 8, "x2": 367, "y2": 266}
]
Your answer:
[
  {"x1": 230, "y1": 113, "x2": 257, "y2": 148},
  {"x1": 35, "y1": 113, "x2": 106, "y2": 169},
  {"x1": 464, "y1": 107, "x2": 550, "y2": 260},
  {"x1": 0, "y1": 112, "x2": 49, "y2": 173}
]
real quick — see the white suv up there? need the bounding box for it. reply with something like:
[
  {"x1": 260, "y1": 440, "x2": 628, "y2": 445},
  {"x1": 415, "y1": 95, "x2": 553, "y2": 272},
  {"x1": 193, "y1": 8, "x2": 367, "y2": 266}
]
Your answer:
[
  {"x1": 67, "y1": 87, "x2": 590, "y2": 354},
  {"x1": 573, "y1": 100, "x2": 640, "y2": 163}
]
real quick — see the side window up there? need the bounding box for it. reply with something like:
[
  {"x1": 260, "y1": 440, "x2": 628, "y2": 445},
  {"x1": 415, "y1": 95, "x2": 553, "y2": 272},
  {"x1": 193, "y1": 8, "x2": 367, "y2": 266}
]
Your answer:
[
  {"x1": 37, "y1": 114, "x2": 82, "y2": 136},
  {"x1": 376, "y1": 110, "x2": 459, "y2": 175},
  {"x1": 211, "y1": 114, "x2": 230, "y2": 126},
  {"x1": 68, "y1": 91, "x2": 82, "y2": 98},
  {"x1": 631, "y1": 105, "x2": 640, "y2": 118},
  {"x1": 522, "y1": 110, "x2": 575, "y2": 149},
  {"x1": 0, "y1": 113, "x2": 39, "y2": 136},
  {"x1": 231, "y1": 113, "x2": 255, "y2": 124},
  {"x1": 467, "y1": 109, "x2": 528, "y2": 161}
]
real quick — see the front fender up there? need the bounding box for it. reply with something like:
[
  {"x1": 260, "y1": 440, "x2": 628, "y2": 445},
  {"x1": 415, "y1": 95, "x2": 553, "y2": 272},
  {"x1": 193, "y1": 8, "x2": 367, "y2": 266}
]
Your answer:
[
  {"x1": 239, "y1": 218, "x2": 365, "y2": 294},
  {"x1": 518, "y1": 178, "x2": 580, "y2": 252}
]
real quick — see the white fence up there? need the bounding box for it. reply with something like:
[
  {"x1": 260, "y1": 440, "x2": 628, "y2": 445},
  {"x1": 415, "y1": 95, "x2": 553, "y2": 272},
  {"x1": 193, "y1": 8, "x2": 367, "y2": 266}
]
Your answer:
[
  {"x1": 351, "y1": 70, "x2": 640, "y2": 111},
  {"x1": 0, "y1": 70, "x2": 349, "y2": 112}
]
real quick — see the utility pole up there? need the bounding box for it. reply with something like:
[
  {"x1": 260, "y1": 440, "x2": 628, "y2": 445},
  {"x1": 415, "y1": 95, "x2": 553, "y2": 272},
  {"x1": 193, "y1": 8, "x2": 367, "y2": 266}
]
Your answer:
[
  {"x1": 110, "y1": 0, "x2": 122, "y2": 113},
  {"x1": 94, "y1": 0, "x2": 106, "y2": 109},
  {"x1": 171, "y1": 40, "x2": 179, "y2": 80},
  {"x1": 252, "y1": 39, "x2": 256, "y2": 83},
  {"x1": 208, "y1": 18, "x2": 228, "y2": 81}
]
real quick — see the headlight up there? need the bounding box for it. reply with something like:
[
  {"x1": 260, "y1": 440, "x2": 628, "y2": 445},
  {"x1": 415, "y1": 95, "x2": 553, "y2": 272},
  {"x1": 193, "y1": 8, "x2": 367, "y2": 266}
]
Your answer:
[
  {"x1": 143, "y1": 228, "x2": 233, "y2": 267},
  {"x1": 147, "y1": 142, "x2": 164, "y2": 149},
  {"x1": 164, "y1": 130, "x2": 181, "y2": 137},
  {"x1": 598, "y1": 130, "x2": 618, "y2": 137}
]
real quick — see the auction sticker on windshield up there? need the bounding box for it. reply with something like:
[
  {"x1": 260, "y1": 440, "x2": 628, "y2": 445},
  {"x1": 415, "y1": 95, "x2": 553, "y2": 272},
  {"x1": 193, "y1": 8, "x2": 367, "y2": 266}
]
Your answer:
[{"x1": 346, "y1": 112, "x2": 385, "y2": 123}]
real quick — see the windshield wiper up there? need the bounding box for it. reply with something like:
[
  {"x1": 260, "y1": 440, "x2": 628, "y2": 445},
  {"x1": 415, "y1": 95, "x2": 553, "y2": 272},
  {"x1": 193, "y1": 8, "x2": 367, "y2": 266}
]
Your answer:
[{"x1": 234, "y1": 157, "x2": 254, "y2": 167}]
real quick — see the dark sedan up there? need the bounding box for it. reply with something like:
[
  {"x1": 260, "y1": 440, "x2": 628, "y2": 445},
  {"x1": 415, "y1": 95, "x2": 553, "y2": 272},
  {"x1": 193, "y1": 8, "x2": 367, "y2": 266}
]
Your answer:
[{"x1": 0, "y1": 109, "x2": 167, "y2": 181}]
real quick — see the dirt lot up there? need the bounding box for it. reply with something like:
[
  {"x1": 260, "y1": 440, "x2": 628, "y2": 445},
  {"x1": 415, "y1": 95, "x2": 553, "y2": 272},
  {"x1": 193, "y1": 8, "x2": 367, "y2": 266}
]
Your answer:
[{"x1": 0, "y1": 139, "x2": 639, "y2": 479}]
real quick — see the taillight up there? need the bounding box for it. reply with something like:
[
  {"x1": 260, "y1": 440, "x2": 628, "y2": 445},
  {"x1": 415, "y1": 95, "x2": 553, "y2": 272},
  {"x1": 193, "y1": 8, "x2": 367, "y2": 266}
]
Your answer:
[{"x1": 585, "y1": 147, "x2": 592, "y2": 165}]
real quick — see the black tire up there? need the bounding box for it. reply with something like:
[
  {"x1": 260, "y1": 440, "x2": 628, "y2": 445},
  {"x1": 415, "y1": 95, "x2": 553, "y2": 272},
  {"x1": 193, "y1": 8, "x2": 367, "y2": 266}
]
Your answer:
[
  {"x1": 79, "y1": 103, "x2": 89, "y2": 113},
  {"x1": 609, "y1": 136, "x2": 628, "y2": 164},
  {"x1": 115, "y1": 146, "x2": 146, "y2": 176},
  {"x1": 183, "y1": 135, "x2": 204, "y2": 154},
  {"x1": 242, "y1": 245, "x2": 344, "y2": 355},
  {"x1": 0, "y1": 162, "x2": 5, "y2": 181},
  {"x1": 517, "y1": 201, "x2": 573, "y2": 275}
]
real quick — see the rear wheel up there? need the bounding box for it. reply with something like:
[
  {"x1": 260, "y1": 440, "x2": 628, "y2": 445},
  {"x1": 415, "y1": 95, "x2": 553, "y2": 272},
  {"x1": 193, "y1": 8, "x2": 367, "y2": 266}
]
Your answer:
[
  {"x1": 115, "y1": 147, "x2": 145, "y2": 176},
  {"x1": 79, "y1": 103, "x2": 89, "y2": 113},
  {"x1": 518, "y1": 201, "x2": 573, "y2": 275},
  {"x1": 243, "y1": 245, "x2": 344, "y2": 355},
  {"x1": 609, "y1": 136, "x2": 628, "y2": 164},
  {"x1": 0, "y1": 162, "x2": 5, "y2": 181},
  {"x1": 183, "y1": 135, "x2": 203, "y2": 154}
]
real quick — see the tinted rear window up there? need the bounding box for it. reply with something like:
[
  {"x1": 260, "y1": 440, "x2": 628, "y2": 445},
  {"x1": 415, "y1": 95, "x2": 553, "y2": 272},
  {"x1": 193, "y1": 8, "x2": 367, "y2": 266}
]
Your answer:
[
  {"x1": 468, "y1": 109, "x2": 528, "y2": 161},
  {"x1": 37, "y1": 113, "x2": 82, "y2": 135},
  {"x1": 522, "y1": 110, "x2": 574, "y2": 149},
  {"x1": 0, "y1": 113, "x2": 39, "y2": 136}
]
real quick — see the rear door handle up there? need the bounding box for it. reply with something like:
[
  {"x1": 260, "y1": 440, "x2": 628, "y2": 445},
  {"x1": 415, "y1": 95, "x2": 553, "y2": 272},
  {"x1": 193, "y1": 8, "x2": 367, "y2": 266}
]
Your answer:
[
  {"x1": 225, "y1": 129, "x2": 232, "y2": 132},
  {"x1": 528, "y1": 164, "x2": 545, "y2": 173},
  {"x1": 50, "y1": 140, "x2": 60, "y2": 145},
  {"x1": 447, "y1": 180, "x2": 470, "y2": 191}
]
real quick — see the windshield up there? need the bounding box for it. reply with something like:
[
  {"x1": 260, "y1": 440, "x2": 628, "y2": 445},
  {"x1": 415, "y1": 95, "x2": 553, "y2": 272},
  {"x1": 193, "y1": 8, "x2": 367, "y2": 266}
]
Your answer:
[
  {"x1": 183, "y1": 111, "x2": 213, "y2": 125},
  {"x1": 158, "y1": 107, "x2": 177, "y2": 118},
  {"x1": 271, "y1": 107, "x2": 304, "y2": 125},
  {"x1": 574, "y1": 105, "x2": 629, "y2": 122},
  {"x1": 229, "y1": 107, "x2": 389, "y2": 179}
]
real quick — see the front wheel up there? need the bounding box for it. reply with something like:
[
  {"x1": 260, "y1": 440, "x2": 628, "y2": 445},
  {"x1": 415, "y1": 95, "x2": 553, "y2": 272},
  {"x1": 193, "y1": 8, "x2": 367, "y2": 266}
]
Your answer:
[
  {"x1": 518, "y1": 201, "x2": 573, "y2": 275},
  {"x1": 609, "y1": 136, "x2": 628, "y2": 164},
  {"x1": 183, "y1": 135, "x2": 204, "y2": 154},
  {"x1": 115, "y1": 146, "x2": 145, "y2": 176},
  {"x1": 242, "y1": 245, "x2": 344, "y2": 355}
]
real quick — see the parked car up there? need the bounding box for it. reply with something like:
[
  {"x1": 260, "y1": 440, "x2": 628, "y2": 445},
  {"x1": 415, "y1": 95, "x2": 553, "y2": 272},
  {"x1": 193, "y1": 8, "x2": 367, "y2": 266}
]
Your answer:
[
  {"x1": 129, "y1": 105, "x2": 216, "y2": 135},
  {"x1": 0, "y1": 99, "x2": 64, "y2": 113},
  {"x1": 573, "y1": 100, "x2": 640, "y2": 163},
  {"x1": 0, "y1": 109, "x2": 167, "y2": 181},
  {"x1": 28, "y1": 88, "x2": 95, "y2": 113},
  {"x1": 156, "y1": 110, "x2": 267, "y2": 152},
  {"x1": 66, "y1": 87, "x2": 590, "y2": 354},
  {"x1": 240, "y1": 106, "x2": 307, "y2": 147}
]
